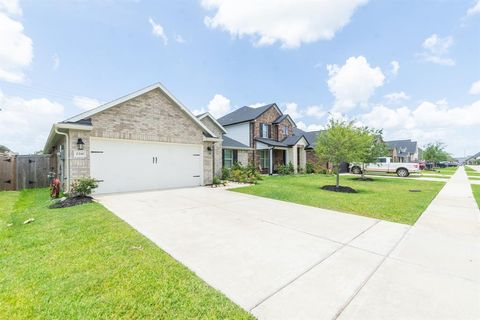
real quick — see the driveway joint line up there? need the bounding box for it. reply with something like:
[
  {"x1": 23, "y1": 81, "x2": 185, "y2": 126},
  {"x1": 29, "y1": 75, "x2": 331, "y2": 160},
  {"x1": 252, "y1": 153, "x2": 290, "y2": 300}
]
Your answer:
[
  {"x1": 250, "y1": 219, "x2": 381, "y2": 312},
  {"x1": 332, "y1": 223, "x2": 411, "y2": 320}
]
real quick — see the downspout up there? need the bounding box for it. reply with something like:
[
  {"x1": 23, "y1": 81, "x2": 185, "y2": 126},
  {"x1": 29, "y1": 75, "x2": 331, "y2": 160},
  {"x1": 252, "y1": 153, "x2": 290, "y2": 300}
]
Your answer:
[{"x1": 54, "y1": 126, "x2": 70, "y2": 192}]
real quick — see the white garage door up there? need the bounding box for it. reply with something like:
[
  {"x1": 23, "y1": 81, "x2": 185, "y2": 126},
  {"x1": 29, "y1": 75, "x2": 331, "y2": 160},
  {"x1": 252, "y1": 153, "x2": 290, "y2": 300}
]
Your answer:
[{"x1": 90, "y1": 138, "x2": 203, "y2": 194}]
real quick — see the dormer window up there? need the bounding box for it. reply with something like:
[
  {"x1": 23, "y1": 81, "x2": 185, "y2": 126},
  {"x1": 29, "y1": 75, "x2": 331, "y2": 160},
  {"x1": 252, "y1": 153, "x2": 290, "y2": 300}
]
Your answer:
[{"x1": 283, "y1": 125, "x2": 289, "y2": 136}]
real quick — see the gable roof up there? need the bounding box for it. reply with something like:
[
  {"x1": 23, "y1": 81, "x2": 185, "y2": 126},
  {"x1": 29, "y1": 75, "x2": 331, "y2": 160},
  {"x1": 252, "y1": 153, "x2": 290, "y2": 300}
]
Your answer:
[
  {"x1": 196, "y1": 112, "x2": 227, "y2": 134},
  {"x1": 272, "y1": 114, "x2": 296, "y2": 127},
  {"x1": 64, "y1": 82, "x2": 216, "y2": 138},
  {"x1": 464, "y1": 151, "x2": 480, "y2": 162},
  {"x1": 386, "y1": 139, "x2": 417, "y2": 154},
  {"x1": 293, "y1": 128, "x2": 323, "y2": 148},
  {"x1": 217, "y1": 103, "x2": 280, "y2": 126},
  {"x1": 222, "y1": 135, "x2": 251, "y2": 149}
]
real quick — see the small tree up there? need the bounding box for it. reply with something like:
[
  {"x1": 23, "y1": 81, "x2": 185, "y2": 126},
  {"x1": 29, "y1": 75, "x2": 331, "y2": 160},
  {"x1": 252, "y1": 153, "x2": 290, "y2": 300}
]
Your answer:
[
  {"x1": 315, "y1": 119, "x2": 362, "y2": 188},
  {"x1": 423, "y1": 142, "x2": 449, "y2": 168},
  {"x1": 356, "y1": 127, "x2": 389, "y2": 180}
]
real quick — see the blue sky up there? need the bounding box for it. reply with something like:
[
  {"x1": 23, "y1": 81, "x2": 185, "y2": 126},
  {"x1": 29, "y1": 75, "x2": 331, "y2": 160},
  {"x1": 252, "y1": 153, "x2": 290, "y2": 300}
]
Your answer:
[{"x1": 0, "y1": 0, "x2": 479, "y2": 156}]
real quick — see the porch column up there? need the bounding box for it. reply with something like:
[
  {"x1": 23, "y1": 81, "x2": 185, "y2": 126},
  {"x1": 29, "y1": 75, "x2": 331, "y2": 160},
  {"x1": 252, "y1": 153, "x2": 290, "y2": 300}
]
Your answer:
[
  {"x1": 269, "y1": 148, "x2": 273, "y2": 175},
  {"x1": 292, "y1": 145, "x2": 298, "y2": 173},
  {"x1": 299, "y1": 146, "x2": 306, "y2": 173}
]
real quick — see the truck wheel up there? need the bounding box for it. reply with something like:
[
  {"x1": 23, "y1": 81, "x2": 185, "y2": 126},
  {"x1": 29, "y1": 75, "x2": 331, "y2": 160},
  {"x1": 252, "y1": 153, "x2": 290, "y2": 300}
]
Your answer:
[
  {"x1": 397, "y1": 168, "x2": 409, "y2": 177},
  {"x1": 352, "y1": 166, "x2": 362, "y2": 174}
]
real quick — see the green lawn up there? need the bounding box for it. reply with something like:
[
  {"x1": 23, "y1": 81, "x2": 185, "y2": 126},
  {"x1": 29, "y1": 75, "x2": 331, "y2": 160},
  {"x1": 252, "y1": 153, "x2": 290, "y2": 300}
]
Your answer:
[
  {"x1": 422, "y1": 167, "x2": 458, "y2": 176},
  {"x1": 472, "y1": 185, "x2": 480, "y2": 208},
  {"x1": 465, "y1": 166, "x2": 480, "y2": 177},
  {"x1": 232, "y1": 175, "x2": 445, "y2": 225},
  {"x1": 0, "y1": 189, "x2": 252, "y2": 320}
]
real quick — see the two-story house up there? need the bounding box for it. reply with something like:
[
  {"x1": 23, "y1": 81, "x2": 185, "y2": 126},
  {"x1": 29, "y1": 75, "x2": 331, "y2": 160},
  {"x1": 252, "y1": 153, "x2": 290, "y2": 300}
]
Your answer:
[
  {"x1": 217, "y1": 103, "x2": 311, "y2": 174},
  {"x1": 386, "y1": 139, "x2": 421, "y2": 162}
]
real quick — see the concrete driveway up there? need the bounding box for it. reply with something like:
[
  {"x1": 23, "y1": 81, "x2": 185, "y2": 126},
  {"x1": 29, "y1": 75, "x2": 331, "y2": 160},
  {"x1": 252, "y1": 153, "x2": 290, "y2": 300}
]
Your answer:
[{"x1": 96, "y1": 171, "x2": 480, "y2": 319}]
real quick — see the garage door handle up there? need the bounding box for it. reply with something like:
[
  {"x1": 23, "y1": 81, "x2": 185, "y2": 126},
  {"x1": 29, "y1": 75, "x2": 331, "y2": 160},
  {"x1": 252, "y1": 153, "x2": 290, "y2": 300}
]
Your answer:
[{"x1": 193, "y1": 175, "x2": 200, "y2": 177}]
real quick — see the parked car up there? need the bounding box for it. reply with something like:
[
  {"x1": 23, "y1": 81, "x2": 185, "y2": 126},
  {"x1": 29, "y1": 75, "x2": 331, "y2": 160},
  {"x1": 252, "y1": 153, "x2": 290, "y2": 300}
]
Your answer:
[
  {"x1": 350, "y1": 157, "x2": 420, "y2": 177},
  {"x1": 419, "y1": 160, "x2": 426, "y2": 170}
]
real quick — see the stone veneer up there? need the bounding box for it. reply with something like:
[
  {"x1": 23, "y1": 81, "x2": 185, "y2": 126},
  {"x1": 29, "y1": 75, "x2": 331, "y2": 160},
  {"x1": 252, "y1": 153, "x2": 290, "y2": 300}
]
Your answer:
[{"x1": 199, "y1": 116, "x2": 223, "y2": 179}]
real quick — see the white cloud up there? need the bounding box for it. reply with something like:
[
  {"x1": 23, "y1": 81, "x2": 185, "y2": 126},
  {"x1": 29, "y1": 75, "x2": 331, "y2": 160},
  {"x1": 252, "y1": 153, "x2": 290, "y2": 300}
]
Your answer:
[
  {"x1": 327, "y1": 56, "x2": 385, "y2": 112},
  {"x1": 469, "y1": 80, "x2": 480, "y2": 95},
  {"x1": 282, "y1": 102, "x2": 303, "y2": 119},
  {"x1": 360, "y1": 100, "x2": 480, "y2": 154},
  {"x1": 148, "y1": 17, "x2": 168, "y2": 45},
  {"x1": 0, "y1": 90, "x2": 64, "y2": 153},
  {"x1": 201, "y1": 0, "x2": 368, "y2": 48},
  {"x1": 0, "y1": 10, "x2": 33, "y2": 83},
  {"x1": 390, "y1": 60, "x2": 400, "y2": 76},
  {"x1": 175, "y1": 34, "x2": 185, "y2": 44},
  {"x1": 73, "y1": 96, "x2": 101, "y2": 111},
  {"x1": 467, "y1": 0, "x2": 480, "y2": 16},
  {"x1": 296, "y1": 121, "x2": 324, "y2": 132},
  {"x1": 52, "y1": 53, "x2": 60, "y2": 70},
  {"x1": 384, "y1": 91, "x2": 410, "y2": 103},
  {"x1": 419, "y1": 34, "x2": 455, "y2": 66},
  {"x1": 306, "y1": 105, "x2": 326, "y2": 119},
  {"x1": 248, "y1": 102, "x2": 266, "y2": 108},
  {"x1": 194, "y1": 94, "x2": 232, "y2": 118},
  {"x1": 0, "y1": 0, "x2": 21, "y2": 15}
]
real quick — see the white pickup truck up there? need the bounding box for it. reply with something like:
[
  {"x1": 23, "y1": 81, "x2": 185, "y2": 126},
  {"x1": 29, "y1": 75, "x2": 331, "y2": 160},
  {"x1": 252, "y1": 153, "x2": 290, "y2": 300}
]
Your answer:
[{"x1": 350, "y1": 157, "x2": 420, "y2": 177}]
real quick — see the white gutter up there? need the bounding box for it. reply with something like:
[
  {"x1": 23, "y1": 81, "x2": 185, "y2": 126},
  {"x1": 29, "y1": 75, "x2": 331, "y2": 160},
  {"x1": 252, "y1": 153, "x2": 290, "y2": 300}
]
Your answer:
[{"x1": 54, "y1": 127, "x2": 70, "y2": 192}]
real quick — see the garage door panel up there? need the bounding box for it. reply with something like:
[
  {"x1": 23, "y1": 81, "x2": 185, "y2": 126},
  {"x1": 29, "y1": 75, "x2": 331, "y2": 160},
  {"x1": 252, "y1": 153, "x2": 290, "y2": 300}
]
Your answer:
[{"x1": 90, "y1": 138, "x2": 202, "y2": 194}]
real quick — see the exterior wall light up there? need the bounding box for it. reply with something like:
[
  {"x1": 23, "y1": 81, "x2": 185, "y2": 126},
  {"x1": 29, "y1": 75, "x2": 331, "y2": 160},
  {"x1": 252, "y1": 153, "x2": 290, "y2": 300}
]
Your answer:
[{"x1": 77, "y1": 138, "x2": 85, "y2": 150}]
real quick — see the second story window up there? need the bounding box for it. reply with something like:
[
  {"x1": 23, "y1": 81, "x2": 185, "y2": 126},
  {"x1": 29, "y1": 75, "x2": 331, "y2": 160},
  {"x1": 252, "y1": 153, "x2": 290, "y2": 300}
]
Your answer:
[
  {"x1": 283, "y1": 125, "x2": 289, "y2": 136},
  {"x1": 261, "y1": 123, "x2": 270, "y2": 138}
]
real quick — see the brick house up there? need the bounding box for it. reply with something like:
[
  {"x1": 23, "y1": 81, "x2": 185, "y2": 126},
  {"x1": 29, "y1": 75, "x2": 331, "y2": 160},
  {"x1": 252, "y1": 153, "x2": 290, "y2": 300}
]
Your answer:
[
  {"x1": 44, "y1": 83, "x2": 224, "y2": 194},
  {"x1": 217, "y1": 104, "x2": 320, "y2": 174},
  {"x1": 386, "y1": 139, "x2": 421, "y2": 163}
]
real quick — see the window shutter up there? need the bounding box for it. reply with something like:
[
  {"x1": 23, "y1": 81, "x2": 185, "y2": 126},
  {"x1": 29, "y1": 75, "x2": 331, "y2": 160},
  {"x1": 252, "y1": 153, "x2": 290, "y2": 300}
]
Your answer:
[
  {"x1": 233, "y1": 150, "x2": 238, "y2": 163},
  {"x1": 268, "y1": 125, "x2": 271, "y2": 138}
]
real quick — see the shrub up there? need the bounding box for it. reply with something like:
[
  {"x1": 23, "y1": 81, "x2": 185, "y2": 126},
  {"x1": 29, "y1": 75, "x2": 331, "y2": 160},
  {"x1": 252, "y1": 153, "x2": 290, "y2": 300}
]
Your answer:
[
  {"x1": 278, "y1": 162, "x2": 295, "y2": 175},
  {"x1": 222, "y1": 163, "x2": 261, "y2": 183},
  {"x1": 221, "y1": 167, "x2": 231, "y2": 180},
  {"x1": 314, "y1": 163, "x2": 328, "y2": 174},
  {"x1": 212, "y1": 176, "x2": 222, "y2": 185},
  {"x1": 70, "y1": 177, "x2": 98, "y2": 197},
  {"x1": 306, "y1": 162, "x2": 315, "y2": 174}
]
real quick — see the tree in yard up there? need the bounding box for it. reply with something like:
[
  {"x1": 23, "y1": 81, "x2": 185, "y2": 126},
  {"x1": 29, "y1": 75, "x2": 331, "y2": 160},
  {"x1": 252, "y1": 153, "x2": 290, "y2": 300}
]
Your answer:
[
  {"x1": 355, "y1": 127, "x2": 389, "y2": 180},
  {"x1": 422, "y1": 142, "x2": 449, "y2": 167},
  {"x1": 315, "y1": 118, "x2": 362, "y2": 189}
]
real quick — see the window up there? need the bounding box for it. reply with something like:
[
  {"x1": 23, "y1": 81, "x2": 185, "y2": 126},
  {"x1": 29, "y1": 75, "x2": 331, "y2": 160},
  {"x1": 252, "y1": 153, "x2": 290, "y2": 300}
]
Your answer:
[
  {"x1": 283, "y1": 125, "x2": 289, "y2": 136},
  {"x1": 377, "y1": 158, "x2": 386, "y2": 163},
  {"x1": 223, "y1": 149, "x2": 233, "y2": 168},
  {"x1": 261, "y1": 123, "x2": 269, "y2": 138},
  {"x1": 260, "y1": 150, "x2": 270, "y2": 169}
]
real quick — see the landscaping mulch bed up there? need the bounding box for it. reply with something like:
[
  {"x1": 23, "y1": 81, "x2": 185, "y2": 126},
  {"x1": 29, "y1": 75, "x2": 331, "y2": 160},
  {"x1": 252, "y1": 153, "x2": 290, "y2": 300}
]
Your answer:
[
  {"x1": 49, "y1": 196, "x2": 93, "y2": 209},
  {"x1": 321, "y1": 185, "x2": 358, "y2": 193}
]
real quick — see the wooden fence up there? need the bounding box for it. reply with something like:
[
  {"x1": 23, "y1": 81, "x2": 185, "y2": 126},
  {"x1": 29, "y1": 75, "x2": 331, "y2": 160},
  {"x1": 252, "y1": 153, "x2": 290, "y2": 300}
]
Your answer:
[{"x1": 0, "y1": 154, "x2": 52, "y2": 191}]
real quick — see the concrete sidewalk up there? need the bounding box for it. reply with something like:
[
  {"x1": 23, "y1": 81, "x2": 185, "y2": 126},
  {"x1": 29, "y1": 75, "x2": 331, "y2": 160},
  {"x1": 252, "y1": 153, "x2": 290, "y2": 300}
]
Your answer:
[{"x1": 338, "y1": 166, "x2": 480, "y2": 319}]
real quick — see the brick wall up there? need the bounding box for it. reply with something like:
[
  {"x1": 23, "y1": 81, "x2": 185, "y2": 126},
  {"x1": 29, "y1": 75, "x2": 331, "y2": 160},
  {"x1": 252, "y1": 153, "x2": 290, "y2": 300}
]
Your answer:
[{"x1": 60, "y1": 88, "x2": 213, "y2": 187}]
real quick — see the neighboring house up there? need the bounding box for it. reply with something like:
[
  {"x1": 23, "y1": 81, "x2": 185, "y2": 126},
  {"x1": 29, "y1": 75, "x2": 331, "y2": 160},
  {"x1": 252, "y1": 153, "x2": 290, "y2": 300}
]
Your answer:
[
  {"x1": 464, "y1": 152, "x2": 480, "y2": 165},
  {"x1": 44, "y1": 83, "x2": 223, "y2": 194},
  {"x1": 0, "y1": 145, "x2": 15, "y2": 156},
  {"x1": 217, "y1": 104, "x2": 315, "y2": 174},
  {"x1": 386, "y1": 139, "x2": 420, "y2": 162}
]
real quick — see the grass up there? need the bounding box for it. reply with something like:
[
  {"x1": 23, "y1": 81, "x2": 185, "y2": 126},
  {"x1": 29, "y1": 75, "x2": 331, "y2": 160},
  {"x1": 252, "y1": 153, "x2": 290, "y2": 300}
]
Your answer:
[
  {"x1": 472, "y1": 185, "x2": 480, "y2": 208},
  {"x1": 232, "y1": 175, "x2": 445, "y2": 225},
  {"x1": 422, "y1": 167, "x2": 458, "y2": 176},
  {"x1": 0, "y1": 189, "x2": 252, "y2": 320},
  {"x1": 465, "y1": 166, "x2": 480, "y2": 177}
]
